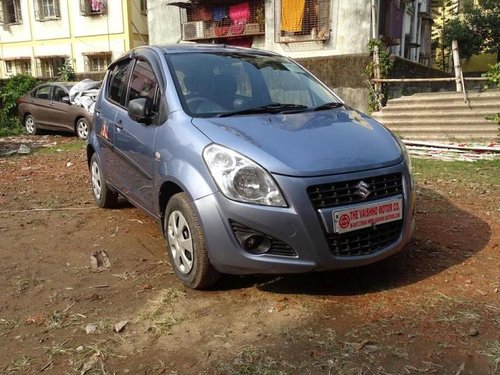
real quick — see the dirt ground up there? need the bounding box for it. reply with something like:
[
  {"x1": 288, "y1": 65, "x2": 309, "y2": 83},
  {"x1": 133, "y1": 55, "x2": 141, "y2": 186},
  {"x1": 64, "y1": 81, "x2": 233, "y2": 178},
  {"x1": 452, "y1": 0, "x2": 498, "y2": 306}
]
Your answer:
[{"x1": 0, "y1": 135, "x2": 499, "y2": 375}]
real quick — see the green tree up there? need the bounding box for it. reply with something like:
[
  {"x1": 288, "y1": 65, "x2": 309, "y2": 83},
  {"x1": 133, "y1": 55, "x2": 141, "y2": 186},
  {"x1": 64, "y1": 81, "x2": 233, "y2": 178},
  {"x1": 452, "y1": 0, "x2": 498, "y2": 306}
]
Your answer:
[
  {"x1": 431, "y1": 0, "x2": 460, "y2": 71},
  {"x1": 447, "y1": 0, "x2": 500, "y2": 62}
]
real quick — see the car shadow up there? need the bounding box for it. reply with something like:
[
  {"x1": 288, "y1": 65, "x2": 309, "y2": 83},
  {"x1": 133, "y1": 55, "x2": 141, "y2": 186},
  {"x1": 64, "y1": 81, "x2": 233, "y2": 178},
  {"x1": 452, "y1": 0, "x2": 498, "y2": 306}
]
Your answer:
[{"x1": 215, "y1": 187, "x2": 491, "y2": 295}]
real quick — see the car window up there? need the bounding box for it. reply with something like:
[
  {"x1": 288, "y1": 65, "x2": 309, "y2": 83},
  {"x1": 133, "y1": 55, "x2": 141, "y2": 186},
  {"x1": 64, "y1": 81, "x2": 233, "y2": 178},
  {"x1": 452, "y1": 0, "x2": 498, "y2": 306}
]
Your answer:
[
  {"x1": 53, "y1": 86, "x2": 67, "y2": 102},
  {"x1": 106, "y1": 60, "x2": 131, "y2": 106},
  {"x1": 127, "y1": 59, "x2": 159, "y2": 110},
  {"x1": 35, "y1": 86, "x2": 51, "y2": 100}
]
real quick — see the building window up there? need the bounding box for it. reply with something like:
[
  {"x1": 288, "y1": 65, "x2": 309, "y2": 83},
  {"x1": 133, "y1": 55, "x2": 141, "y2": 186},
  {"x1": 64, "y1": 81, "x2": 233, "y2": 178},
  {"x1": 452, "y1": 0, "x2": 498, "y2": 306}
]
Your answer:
[
  {"x1": 33, "y1": 0, "x2": 60, "y2": 21},
  {"x1": 179, "y1": 1, "x2": 265, "y2": 41},
  {"x1": 0, "y1": 0, "x2": 23, "y2": 25},
  {"x1": 140, "y1": 0, "x2": 147, "y2": 15},
  {"x1": 84, "y1": 52, "x2": 111, "y2": 72},
  {"x1": 80, "y1": 0, "x2": 107, "y2": 15},
  {"x1": 274, "y1": 0, "x2": 330, "y2": 43},
  {"x1": 4, "y1": 61, "x2": 13, "y2": 74},
  {"x1": 3, "y1": 58, "x2": 31, "y2": 75},
  {"x1": 37, "y1": 56, "x2": 65, "y2": 77}
]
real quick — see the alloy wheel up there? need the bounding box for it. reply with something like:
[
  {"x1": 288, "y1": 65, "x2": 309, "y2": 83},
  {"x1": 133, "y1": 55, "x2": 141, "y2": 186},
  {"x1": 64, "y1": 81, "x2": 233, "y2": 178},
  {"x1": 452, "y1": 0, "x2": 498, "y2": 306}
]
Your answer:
[{"x1": 167, "y1": 210, "x2": 194, "y2": 274}]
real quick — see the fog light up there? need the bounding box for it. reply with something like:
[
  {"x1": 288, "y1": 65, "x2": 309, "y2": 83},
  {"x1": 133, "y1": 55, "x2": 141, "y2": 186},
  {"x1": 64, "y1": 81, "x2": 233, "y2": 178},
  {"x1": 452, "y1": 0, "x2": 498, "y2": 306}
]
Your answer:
[{"x1": 238, "y1": 233, "x2": 271, "y2": 255}]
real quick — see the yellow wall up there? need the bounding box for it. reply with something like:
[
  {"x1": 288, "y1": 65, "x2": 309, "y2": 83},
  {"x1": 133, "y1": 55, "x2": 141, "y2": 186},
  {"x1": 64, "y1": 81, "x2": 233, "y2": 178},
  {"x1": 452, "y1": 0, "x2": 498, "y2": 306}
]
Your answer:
[
  {"x1": 463, "y1": 53, "x2": 498, "y2": 73},
  {"x1": 0, "y1": 0, "x2": 148, "y2": 78}
]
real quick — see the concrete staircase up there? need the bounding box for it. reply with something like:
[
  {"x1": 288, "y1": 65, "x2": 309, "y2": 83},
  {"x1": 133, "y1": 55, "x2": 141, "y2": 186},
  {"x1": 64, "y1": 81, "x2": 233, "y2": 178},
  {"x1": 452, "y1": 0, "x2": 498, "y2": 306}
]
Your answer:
[{"x1": 371, "y1": 91, "x2": 500, "y2": 141}]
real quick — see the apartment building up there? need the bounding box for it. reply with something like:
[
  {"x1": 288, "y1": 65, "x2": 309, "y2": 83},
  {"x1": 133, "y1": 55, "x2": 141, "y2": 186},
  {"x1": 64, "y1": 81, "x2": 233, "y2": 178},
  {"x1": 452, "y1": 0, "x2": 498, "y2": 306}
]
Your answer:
[{"x1": 0, "y1": 0, "x2": 148, "y2": 78}]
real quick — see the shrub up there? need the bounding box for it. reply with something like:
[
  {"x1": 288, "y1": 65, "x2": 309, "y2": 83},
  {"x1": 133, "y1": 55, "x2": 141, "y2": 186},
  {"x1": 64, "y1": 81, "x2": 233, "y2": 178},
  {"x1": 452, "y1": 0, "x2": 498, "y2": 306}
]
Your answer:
[
  {"x1": 482, "y1": 62, "x2": 500, "y2": 90},
  {"x1": 0, "y1": 74, "x2": 38, "y2": 136}
]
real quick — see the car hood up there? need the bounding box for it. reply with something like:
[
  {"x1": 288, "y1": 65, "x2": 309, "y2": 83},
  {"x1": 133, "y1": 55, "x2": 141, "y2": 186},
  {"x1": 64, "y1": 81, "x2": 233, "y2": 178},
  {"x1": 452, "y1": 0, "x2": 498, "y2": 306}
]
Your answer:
[{"x1": 192, "y1": 109, "x2": 403, "y2": 177}]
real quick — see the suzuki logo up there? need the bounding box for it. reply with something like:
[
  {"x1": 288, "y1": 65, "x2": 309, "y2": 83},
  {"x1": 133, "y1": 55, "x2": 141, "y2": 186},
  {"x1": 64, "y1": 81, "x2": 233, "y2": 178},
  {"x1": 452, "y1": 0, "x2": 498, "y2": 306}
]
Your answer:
[{"x1": 355, "y1": 181, "x2": 371, "y2": 199}]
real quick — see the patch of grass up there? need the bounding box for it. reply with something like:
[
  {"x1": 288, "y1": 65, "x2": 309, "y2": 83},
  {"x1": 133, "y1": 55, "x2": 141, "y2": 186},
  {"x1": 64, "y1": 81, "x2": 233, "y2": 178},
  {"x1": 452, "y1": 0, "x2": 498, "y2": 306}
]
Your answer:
[
  {"x1": 412, "y1": 158, "x2": 500, "y2": 187},
  {"x1": 0, "y1": 318, "x2": 20, "y2": 337},
  {"x1": 141, "y1": 288, "x2": 186, "y2": 334},
  {"x1": 35, "y1": 139, "x2": 85, "y2": 155},
  {"x1": 217, "y1": 346, "x2": 289, "y2": 375},
  {"x1": 6, "y1": 355, "x2": 30, "y2": 372},
  {"x1": 480, "y1": 341, "x2": 500, "y2": 372}
]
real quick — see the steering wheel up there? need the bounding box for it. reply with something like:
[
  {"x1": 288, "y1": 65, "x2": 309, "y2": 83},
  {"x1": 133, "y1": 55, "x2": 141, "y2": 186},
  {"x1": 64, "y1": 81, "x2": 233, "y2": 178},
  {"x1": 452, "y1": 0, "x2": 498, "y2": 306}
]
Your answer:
[{"x1": 186, "y1": 97, "x2": 226, "y2": 114}]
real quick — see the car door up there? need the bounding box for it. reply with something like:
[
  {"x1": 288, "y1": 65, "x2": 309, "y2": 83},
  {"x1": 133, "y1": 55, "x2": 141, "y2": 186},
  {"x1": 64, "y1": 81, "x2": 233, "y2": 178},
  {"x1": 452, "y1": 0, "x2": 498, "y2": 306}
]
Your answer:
[
  {"x1": 29, "y1": 85, "x2": 53, "y2": 128},
  {"x1": 95, "y1": 59, "x2": 133, "y2": 192},
  {"x1": 48, "y1": 85, "x2": 74, "y2": 131},
  {"x1": 113, "y1": 58, "x2": 160, "y2": 215}
]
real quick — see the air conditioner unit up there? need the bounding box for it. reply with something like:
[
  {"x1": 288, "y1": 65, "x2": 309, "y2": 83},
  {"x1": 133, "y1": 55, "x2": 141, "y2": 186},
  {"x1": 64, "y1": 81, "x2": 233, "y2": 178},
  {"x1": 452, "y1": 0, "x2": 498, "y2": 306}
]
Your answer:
[{"x1": 182, "y1": 21, "x2": 206, "y2": 40}]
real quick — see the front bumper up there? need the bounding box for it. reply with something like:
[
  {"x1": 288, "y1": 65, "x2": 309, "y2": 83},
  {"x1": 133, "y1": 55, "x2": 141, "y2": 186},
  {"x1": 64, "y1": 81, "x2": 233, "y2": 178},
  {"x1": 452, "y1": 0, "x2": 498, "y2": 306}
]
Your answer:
[{"x1": 194, "y1": 162, "x2": 415, "y2": 275}]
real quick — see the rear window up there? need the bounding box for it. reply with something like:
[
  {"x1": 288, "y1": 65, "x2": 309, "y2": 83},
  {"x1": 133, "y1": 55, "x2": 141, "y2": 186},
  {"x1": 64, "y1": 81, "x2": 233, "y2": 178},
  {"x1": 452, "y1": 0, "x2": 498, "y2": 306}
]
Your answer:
[{"x1": 35, "y1": 86, "x2": 51, "y2": 100}]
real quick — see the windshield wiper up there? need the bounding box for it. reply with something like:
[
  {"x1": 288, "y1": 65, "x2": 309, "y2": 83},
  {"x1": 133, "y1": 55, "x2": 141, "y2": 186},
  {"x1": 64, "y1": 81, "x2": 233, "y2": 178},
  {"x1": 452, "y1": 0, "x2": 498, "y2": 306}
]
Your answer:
[
  {"x1": 312, "y1": 102, "x2": 345, "y2": 111},
  {"x1": 218, "y1": 103, "x2": 308, "y2": 117}
]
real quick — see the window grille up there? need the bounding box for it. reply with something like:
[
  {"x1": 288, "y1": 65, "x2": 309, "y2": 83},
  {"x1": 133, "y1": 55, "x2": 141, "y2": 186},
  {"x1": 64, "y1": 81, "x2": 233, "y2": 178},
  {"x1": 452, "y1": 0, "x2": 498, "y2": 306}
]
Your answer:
[
  {"x1": 179, "y1": 0, "x2": 265, "y2": 41},
  {"x1": 36, "y1": 56, "x2": 65, "y2": 77},
  {"x1": 33, "y1": 0, "x2": 60, "y2": 21},
  {"x1": 80, "y1": 0, "x2": 107, "y2": 15},
  {"x1": 274, "y1": 0, "x2": 330, "y2": 43},
  {"x1": 3, "y1": 58, "x2": 31, "y2": 75},
  {"x1": 0, "y1": 0, "x2": 23, "y2": 25},
  {"x1": 83, "y1": 52, "x2": 111, "y2": 72}
]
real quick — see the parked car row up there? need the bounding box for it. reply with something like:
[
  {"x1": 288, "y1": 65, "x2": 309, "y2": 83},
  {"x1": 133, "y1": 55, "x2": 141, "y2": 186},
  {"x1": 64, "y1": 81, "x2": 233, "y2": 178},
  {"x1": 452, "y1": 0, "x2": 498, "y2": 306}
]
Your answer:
[{"x1": 17, "y1": 81, "x2": 100, "y2": 140}]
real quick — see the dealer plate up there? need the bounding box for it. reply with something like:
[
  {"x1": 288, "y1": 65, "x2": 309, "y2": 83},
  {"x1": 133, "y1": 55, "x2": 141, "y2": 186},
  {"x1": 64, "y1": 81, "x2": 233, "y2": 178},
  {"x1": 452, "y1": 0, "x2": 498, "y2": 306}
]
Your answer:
[{"x1": 332, "y1": 196, "x2": 403, "y2": 234}]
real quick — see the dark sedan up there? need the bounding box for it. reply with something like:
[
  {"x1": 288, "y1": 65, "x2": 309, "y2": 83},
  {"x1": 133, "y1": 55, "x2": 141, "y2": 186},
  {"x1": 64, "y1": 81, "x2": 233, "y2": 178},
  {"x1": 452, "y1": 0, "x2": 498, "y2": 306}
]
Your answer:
[{"x1": 17, "y1": 82, "x2": 96, "y2": 140}]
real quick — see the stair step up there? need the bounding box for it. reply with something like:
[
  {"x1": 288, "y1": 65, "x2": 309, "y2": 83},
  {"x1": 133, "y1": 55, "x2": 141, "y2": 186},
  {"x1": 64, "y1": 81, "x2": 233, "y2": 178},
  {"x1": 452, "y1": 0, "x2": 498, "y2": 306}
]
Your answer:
[
  {"x1": 377, "y1": 119, "x2": 495, "y2": 126},
  {"x1": 373, "y1": 103, "x2": 500, "y2": 115},
  {"x1": 372, "y1": 111, "x2": 496, "y2": 119},
  {"x1": 386, "y1": 98, "x2": 500, "y2": 108},
  {"x1": 390, "y1": 90, "x2": 500, "y2": 101},
  {"x1": 384, "y1": 125, "x2": 497, "y2": 132}
]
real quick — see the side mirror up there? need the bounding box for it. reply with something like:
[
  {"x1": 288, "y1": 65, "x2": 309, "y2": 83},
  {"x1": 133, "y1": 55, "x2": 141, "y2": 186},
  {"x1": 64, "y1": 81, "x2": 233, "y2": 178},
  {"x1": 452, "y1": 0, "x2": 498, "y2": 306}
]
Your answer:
[
  {"x1": 61, "y1": 96, "x2": 71, "y2": 104},
  {"x1": 127, "y1": 97, "x2": 153, "y2": 123}
]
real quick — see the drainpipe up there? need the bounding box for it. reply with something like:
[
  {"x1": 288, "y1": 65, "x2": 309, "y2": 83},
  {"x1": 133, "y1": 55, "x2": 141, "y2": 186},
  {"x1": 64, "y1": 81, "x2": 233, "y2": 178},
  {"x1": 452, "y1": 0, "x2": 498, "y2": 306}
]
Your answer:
[{"x1": 411, "y1": 0, "x2": 419, "y2": 61}]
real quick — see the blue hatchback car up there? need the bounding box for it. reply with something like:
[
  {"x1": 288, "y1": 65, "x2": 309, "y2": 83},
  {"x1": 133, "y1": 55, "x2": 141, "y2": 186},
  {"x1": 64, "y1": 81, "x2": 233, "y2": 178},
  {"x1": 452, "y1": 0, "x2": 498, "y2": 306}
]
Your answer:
[{"x1": 87, "y1": 44, "x2": 415, "y2": 289}]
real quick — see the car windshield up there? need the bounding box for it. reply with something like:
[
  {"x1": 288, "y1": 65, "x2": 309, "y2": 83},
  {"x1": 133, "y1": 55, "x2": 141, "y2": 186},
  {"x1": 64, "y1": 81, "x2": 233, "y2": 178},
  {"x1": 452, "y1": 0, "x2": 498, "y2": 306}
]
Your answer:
[{"x1": 166, "y1": 52, "x2": 342, "y2": 117}]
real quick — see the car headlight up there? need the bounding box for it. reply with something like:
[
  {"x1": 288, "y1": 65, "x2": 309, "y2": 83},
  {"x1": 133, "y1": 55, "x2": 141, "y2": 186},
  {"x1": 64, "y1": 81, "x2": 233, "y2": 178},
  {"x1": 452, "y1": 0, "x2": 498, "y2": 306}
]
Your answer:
[
  {"x1": 203, "y1": 144, "x2": 287, "y2": 207},
  {"x1": 395, "y1": 137, "x2": 412, "y2": 172}
]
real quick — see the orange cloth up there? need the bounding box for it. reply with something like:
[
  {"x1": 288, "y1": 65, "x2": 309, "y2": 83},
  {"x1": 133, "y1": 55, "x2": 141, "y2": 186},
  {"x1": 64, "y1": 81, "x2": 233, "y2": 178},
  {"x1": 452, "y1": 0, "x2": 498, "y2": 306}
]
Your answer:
[{"x1": 281, "y1": 0, "x2": 306, "y2": 32}]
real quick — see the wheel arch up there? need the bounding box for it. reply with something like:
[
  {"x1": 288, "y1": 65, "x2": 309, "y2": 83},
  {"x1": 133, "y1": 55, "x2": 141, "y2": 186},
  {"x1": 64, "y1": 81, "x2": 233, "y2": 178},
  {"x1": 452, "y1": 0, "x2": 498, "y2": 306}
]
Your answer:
[
  {"x1": 86, "y1": 144, "x2": 95, "y2": 169},
  {"x1": 158, "y1": 181, "x2": 184, "y2": 237}
]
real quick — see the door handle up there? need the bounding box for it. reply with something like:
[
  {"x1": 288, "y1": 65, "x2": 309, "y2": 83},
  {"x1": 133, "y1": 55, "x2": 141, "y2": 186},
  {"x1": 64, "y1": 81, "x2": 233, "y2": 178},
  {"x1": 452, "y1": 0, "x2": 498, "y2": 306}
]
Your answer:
[{"x1": 115, "y1": 120, "x2": 123, "y2": 129}]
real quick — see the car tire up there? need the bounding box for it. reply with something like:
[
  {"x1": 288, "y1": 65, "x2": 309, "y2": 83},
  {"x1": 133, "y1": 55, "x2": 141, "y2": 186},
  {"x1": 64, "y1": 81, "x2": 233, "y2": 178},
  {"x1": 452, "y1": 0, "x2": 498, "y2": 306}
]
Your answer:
[
  {"x1": 76, "y1": 118, "x2": 89, "y2": 140},
  {"x1": 90, "y1": 153, "x2": 118, "y2": 208},
  {"x1": 165, "y1": 192, "x2": 220, "y2": 289},
  {"x1": 24, "y1": 114, "x2": 38, "y2": 135}
]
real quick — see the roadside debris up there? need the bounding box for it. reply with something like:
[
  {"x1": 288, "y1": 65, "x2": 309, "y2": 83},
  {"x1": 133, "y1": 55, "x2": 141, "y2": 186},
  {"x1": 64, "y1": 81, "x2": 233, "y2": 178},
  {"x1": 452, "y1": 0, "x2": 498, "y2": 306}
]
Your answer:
[
  {"x1": 85, "y1": 323, "x2": 97, "y2": 334},
  {"x1": 90, "y1": 250, "x2": 111, "y2": 271},
  {"x1": 403, "y1": 140, "x2": 500, "y2": 162},
  {"x1": 0, "y1": 144, "x2": 30, "y2": 156},
  {"x1": 114, "y1": 320, "x2": 129, "y2": 333}
]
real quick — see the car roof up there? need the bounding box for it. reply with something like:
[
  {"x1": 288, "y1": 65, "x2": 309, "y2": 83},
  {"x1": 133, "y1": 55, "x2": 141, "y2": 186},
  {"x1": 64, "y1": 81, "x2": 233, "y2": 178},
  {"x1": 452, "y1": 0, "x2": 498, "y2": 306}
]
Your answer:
[{"x1": 153, "y1": 43, "x2": 279, "y2": 56}]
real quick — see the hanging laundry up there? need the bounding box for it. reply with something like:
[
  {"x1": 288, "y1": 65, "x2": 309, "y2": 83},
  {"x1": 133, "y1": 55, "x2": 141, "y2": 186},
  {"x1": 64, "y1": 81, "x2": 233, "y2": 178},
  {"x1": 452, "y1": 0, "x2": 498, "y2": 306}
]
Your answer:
[
  {"x1": 281, "y1": 0, "x2": 305, "y2": 32},
  {"x1": 91, "y1": 0, "x2": 104, "y2": 12},
  {"x1": 229, "y1": 2, "x2": 250, "y2": 35},
  {"x1": 215, "y1": 16, "x2": 231, "y2": 37},
  {"x1": 212, "y1": 7, "x2": 227, "y2": 22}
]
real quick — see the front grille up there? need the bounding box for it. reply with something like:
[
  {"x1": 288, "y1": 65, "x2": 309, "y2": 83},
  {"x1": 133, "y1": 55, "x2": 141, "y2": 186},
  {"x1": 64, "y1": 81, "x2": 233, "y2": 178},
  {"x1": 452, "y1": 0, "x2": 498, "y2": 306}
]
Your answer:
[
  {"x1": 307, "y1": 173, "x2": 403, "y2": 209},
  {"x1": 326, "y1": 220, "x2": 403, "y2": 257},
  {"x1": 229, "y1": 221, "x2": 297, "y2": 257}
]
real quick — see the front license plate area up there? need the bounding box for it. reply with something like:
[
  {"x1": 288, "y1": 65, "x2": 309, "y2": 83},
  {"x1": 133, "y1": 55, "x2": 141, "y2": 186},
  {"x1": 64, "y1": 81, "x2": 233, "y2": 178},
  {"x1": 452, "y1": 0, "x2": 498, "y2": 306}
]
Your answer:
[{"x1": 332, "y1": 197, "x2": 403, "y2": 234}]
